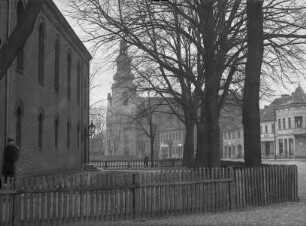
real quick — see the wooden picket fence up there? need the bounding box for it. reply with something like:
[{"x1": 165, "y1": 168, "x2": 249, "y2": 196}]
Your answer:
[{"x1": 0, "y1": 165, "x2": 298, "y2": 226}]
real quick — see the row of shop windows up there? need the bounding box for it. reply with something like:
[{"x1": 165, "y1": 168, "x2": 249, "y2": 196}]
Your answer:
[
  {"x1": 278, "y1": 116, "x2": 303, "y2": 130},
  {"x1": 260, "y1": 124, "x2": 275, "y2": 134},
  {"x1": 160, "y1": 146, "x2": 183, "y2": 159},
  {"x1": 223, "y1": 130, "x2": 241, "y2": 140},
  {"x1": 160, "y1": 131, "x2": 183, "y2": 141},
  {"x1": 279, "y1": 138, "x2": 294, "y2": 156},
  {"x1": 223, "y1": 145, "x2": 243, "y2": 158}
]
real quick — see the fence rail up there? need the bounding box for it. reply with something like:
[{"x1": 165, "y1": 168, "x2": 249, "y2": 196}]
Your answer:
[
  {"x1": 89, "y1": 159, "x2": 183, "y2": 170},
  {"x1": 0, "y1": 165, "x2": 298, "y2": 225}
]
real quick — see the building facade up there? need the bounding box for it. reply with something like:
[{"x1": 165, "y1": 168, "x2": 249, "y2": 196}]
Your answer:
[
  {"x1": 222, "y1": 86, "x2": 306, "y2": 160},
  {"x1": 0, "y1": 0, "x2": 91, "y2": 175}
]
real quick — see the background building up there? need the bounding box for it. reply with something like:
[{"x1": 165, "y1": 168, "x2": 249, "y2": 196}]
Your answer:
[
  {"x1": 222, "y1": 86, "x2": 306, "y2": 160},
  {"x1": 0, "y1": 0, "x2": 91, "y2": 175}
]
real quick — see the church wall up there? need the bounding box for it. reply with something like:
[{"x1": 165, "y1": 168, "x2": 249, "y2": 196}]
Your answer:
[{"x1": 0, "y1": 0, "x2": 91, "y2": 175}]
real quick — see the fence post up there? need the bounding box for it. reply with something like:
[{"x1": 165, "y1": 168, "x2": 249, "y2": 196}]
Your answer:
[
  {"x1": 229, "y1": 167, "x2": 236, "y2": 210},
  {"x1": 132, "y1": 173, "x2": 136, "y2": 219}
]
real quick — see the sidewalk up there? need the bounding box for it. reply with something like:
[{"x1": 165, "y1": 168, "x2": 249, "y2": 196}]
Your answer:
[{"x1": 64, "y1": 201, "x2": 306, "y2": 226}]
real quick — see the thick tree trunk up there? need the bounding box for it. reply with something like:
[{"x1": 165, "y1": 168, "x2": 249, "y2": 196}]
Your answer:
[
  {"x1": 197, "y1": 0, "x2": 220, "y2": 167},
  {"x1": 243, "y1": 0, "x2": 264, "y2": 166},
  {"x1": 150, "y1": 136, "x2": 154, "y2": 168},
  {"x1": 195, "y1": 121, "x2": 208, "y2": 166},
  {"x1": 0, "y1": 0, "x2": 43, "y2": 79},
  {"x1": 182, "y1": 111, "x2": 195, "y2": 167}
]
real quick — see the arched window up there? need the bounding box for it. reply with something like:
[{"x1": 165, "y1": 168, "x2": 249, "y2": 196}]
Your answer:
[
  {"x1": 54, "y1": 41, "x2": 60, "y2": 93},
  {"x1": 54, "y1": 115, "x2": 59, "y2": 148},
  {"x1": 67, "y1": 120, "x2": 71, "y2": 149},
  {"x1": 77, "y1": 62, "x2": 81, "y2": 105},
  {"x1": 38, "y1": 23, "x2": 45, "y2": 85},
  {"x1": 16, "y1": 1, "x2": 24, "y2": 72},
  {"x1": 38, "y1": 108, "x2": 44, "y2": 149},
  {"x1": 67, "y1": 52, "x2": 71, "y2": 101},
  {"x1": 16, "y1": 105, "x2": 23, "y2": 147},
  {"x1": 77, "y1": 123, "x2": 80, "y2": 150}
]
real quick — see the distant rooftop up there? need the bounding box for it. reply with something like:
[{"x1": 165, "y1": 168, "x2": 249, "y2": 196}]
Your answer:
[{"x1": 260, "y1": 86, "x2": 306, "y2": 122}]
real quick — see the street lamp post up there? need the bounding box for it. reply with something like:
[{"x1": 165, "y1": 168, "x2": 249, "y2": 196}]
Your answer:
[
  {"x1": 273, "y1": 106, "x2": 277, "y2": 161},
  {"x1": 89, "y1": 121, "x2": 96, "y2": 138}
]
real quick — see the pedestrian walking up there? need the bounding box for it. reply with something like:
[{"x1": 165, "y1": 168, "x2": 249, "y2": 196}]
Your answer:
[
  {"x1": 144, "y1": 155, "x2": 148, "y2": 167},
  {"x1": 1, "y1": 138, "x2": 20, "y2": 182}
]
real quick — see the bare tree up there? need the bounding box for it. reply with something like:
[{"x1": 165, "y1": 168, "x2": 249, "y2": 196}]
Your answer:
[
  {"x1": 0, "y1": 0, "x2": 44, "y2": 78},
  {"x1": 69, "y1": 0, "x2": 306, "y2": 167}
]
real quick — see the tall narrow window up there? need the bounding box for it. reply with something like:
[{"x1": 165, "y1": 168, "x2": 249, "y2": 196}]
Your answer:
[
  {"x1": 77, "y1": 63, "x2": 81, "y2": 105},
  {"x1": 295, "y1": 116, "x2": 303, "y2": 128},
  {"x1": 16, "y1": 106, "x2": 22, "y2": 147},
  {"x1": 54, "y1": 41, "x2": 60, "y2": 93},
  {"x1": 38, "y1": 110, "x2": 44, "y2": 149},
  {"x1": 283, "y1": 118, "x2": 286, "y2": 129},
  {"x1": 77, "y1": 123, "x2": 80, "y2": 150},
  {"x1": 16, "y1": 1, "x2": 24, "y2": 72},
  {"x1": 54, "y1": 116, "x2": 59, "y2": 148},
  {"x1": 67, "y1": 121, "x2": 71, "y2": 149},
  {"x1": 278, "y1": 119, "x2": 281, "y2": 130},
  {"x1": 288, "y1": 118, "x2": 291, "y2": 129},
  {"x1": 67, "y1": 53, "x2": 71, "y2": 101},
  {"x1": 38, "y1": 24, "x2": 45, "y2": 85}
]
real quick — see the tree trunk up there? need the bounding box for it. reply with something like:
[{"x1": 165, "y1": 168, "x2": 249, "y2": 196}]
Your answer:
[
  {"x1": 243, "y1": 0, "x2": 264, "y2": 166},
  {"x1": 0, "y1": 0, "x2": 44, "y2": 79},
  {"x1": 195, "y1": 121, "x2": 208, "y2": 166},
  {"x1": 182, "y1": 111, "x2": 195, "y2": 167},
  {"x1": 150, "y1": 135, "x2": 154, "y2": 167},
  {"x1": 198, "y1": 0, "x2": 221, "y2": 167}
]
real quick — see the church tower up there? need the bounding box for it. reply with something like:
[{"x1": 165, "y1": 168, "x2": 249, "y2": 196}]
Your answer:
[
  {"x1": 111, "y1": 39, "x2": 135, "y2": 112},
  {"x1": 106, "y1": 40, "x2": 137, "y2": 157}
]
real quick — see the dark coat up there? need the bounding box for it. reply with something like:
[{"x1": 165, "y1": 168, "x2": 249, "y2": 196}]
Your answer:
[{"x1": 1, "y1": 144, "x2": 20, "y2": 178}]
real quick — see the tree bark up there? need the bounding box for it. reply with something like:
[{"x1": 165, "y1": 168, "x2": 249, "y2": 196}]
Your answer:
[
  {"x1": 182, "y1": 111, "x2": 195, "y2": 167},
  {"x1": 243, "y1": 0, "x2": 264, "y2": 166},
  {"x1": 195, "y1": 121, "x2": 208, "y2": 166},
  {"x1": 0, "y1": 0, "x2": 43, "y2": 79},
  {"x1": 196, "y1": 0, "x2": 221, "y2": 167}
]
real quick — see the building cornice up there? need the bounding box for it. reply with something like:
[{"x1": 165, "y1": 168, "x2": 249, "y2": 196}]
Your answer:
[{"x1": 43, "y1": 0, "x2": 92, "y2": 61}]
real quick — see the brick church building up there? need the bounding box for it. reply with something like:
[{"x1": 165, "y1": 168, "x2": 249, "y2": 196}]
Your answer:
[{"x1": 0, "y1": 0, "x2": 91, "y2": 175}]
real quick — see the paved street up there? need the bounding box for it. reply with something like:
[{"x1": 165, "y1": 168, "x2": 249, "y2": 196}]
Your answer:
[{"x1": 64, "y1": 160, "x2": 306, "y2": 226}]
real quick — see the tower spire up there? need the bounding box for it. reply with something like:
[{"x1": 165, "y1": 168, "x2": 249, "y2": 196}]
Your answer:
[{"x1": 113, "y1": 39, "x2": 133, "y2": 82}]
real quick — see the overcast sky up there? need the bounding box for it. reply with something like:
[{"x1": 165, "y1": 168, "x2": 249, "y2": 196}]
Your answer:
[
  {"x1": 53, "y1": 0, "x2": 305, "y2": 108},
  {"x1": 53, "y1": 0, "x2": 114, "y2": 108}
]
